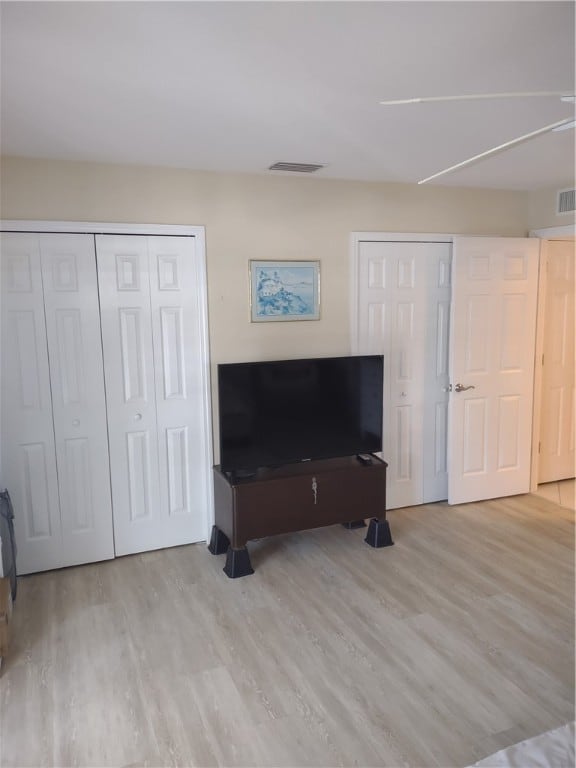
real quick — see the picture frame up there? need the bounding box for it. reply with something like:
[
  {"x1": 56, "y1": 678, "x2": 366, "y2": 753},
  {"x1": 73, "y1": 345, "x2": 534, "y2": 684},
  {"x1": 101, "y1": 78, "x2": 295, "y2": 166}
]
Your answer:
[{"x1": 250, "y1": 260, "x2": 320, "y2": 322}]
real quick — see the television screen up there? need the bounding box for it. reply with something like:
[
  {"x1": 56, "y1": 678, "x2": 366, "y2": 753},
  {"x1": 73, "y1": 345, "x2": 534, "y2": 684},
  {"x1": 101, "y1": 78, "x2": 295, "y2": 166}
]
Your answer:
[{"x1": 217, "y1": 355, "x2": 383, "y2": 473}]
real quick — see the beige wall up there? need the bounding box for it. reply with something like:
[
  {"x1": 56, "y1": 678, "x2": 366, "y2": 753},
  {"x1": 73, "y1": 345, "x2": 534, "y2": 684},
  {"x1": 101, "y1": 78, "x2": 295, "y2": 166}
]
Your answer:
[
  {"x1": 528, "y1": 185, "x2": 576, "y2": 231},
  {"x1": 0, "y1": 156, "x2": 535, "y2": 463},
  {"x1": 1, "y1": 156, "x2": 531, "y2": 369}
]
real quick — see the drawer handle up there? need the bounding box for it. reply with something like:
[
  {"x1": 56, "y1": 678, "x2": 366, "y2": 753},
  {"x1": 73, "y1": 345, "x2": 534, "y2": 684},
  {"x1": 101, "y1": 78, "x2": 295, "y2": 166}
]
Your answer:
[{"x1": 312, "y1": 477, "x2": 318, "y2": 505}]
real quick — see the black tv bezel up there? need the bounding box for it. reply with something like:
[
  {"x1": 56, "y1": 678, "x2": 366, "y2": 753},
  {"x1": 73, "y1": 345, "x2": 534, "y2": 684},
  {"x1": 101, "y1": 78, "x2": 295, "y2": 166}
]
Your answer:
[{"x1": 217, "y1": 354, "x2": 383, "y2": 474}]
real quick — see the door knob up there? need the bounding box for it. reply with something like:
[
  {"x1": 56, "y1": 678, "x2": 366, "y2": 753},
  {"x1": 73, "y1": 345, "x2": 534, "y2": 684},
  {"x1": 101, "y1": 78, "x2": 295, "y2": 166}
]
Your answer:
[
  {"x1": 134, "y1": 412, "x2": 143, "y2": 421},
  {"x1": 454, "y1": 383, "x2": 476, "y2": 392}
]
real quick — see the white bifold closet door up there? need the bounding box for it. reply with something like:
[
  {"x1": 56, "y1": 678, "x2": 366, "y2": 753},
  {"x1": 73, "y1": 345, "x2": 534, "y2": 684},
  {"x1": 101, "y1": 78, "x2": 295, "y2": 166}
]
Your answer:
[
  {"x1": 96, "y1": 235, "x2": 206, "y2": 556},
  {"x1": 356, "y1": 241, "x2": 451, "y2": 509},
  {"x1": 538, "y1": 240, "x2": 575, "y2": 483},
  {"x1": 0, "y1": 233, "x2": 114, "y2": 574}
]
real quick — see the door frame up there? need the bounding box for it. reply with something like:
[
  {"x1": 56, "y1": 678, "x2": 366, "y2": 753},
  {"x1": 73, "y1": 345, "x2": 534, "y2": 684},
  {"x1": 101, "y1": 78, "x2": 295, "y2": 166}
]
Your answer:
[
  {"x1": 529, "y1": 224, "x2": 575, "y2": 491},
  {"x1": 0, "y1": 220, "x2": 215, "y2": 540}
]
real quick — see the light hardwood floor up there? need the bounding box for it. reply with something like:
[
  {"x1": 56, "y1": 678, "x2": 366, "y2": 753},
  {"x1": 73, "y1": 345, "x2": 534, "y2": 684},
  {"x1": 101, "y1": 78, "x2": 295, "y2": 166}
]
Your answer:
[
  {"x1": 1, "y1": 493, "x2": 574, "y2": 768},
  {"x1": 535, "y1": 479, "x2": 576, "y2": 511}
]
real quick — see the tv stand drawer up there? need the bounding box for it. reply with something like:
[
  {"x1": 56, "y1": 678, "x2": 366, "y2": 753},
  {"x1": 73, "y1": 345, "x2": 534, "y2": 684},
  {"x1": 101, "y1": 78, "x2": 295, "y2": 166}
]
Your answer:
[{"x1": 213, "y1": 455, "x2": 387, "y2": 549}]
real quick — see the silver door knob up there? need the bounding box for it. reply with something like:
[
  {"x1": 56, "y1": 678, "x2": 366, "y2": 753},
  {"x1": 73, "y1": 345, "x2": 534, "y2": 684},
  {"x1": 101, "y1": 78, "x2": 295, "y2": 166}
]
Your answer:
[
  {"x1": 454, "y1": 383, "x2": 476, "y2": 392},
  {"x1": 134, "y1": 412, "x2": 143, "y2": 421}
]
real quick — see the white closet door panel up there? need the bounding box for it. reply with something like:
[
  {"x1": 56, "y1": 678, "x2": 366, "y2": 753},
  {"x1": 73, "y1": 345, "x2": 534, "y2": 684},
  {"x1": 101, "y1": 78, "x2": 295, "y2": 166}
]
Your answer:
[
  {"x1": 357, "y1": 242, "x2": 451, "y2": 508},
  {"x1": 40, "y1": 234, "x2": 114, "y2": 566},
  {"x1": 96, "y1": 235, "x2": 162, "y2": 556},
  {"x1": 149, "y1": 237, "x2": 205, "y2": 545},
  {"x1": 422, "y1": 249, "x2": 451, "y2": 502},
  {"x1": 449, "y1": 237, "x2": 539, "y2": 504},
  {"x1": 97, "y1": 235, "x2": 206, "y2": 556},
  {"x1": 0, "y1": 234, "x2": 62, "y2": 574},
  {"x1": 358, "y1": 243, "x2": 415, "y2": 508},
  {"x1": 539, "y1": 241, "x2": 575, "y2": 482},
  {"x1": 358, "y1": 242, "x2": 423, "y2": 508}
]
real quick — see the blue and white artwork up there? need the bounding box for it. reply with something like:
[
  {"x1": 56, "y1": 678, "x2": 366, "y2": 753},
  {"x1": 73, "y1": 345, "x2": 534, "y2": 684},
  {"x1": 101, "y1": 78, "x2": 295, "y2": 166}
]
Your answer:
[{"x1": 250, "y1": 261, "x2": 320, "y2": 322}]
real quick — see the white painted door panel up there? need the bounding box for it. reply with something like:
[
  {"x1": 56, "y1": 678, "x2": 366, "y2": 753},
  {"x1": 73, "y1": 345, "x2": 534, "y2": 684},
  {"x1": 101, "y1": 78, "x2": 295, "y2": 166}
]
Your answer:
[
  {"x1": 357, "y1": 241, "x2": 451, "y2": 508},
  {"x1": 149, "y1": 237, "x2": 205, "y2": 546},
  {"x1": 97, "y1": 235, "x2": 205, "y2": 555},
  {"x1": 96, "y1": 235, "x2": 161, "y2": 556},
  {"x1": 40, "y1": 234, "x2": 114, "y2": 567},
  {"x1": 539, "y1": 240, "x2": 575, "y2": 482},
  {"x1": 1, "y1": 233, "x2": 115, "y2": 574},
  {"x1": 449, "y1": 237, "x2": 540, "y2": 504},
  {"x1": 0, "y1": 234, "x2": 63, "y2": 573},
  {"x1": 422, "y1": 251, "x2": 452, "y2": 502}
]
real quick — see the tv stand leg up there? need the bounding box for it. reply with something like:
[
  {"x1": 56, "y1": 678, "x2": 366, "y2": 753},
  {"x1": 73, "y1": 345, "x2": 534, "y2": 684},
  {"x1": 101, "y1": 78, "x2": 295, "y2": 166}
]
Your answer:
[
  {"x1": 224, "y1": 546, "x2": 254, "y2": 578},
  {"x1": 364, "y1": 517, "x2": 394, "y2": 548},
  {"x1": 208, "y1": 525, "x2": 230, "y2": 555},
  {"x1": 342, "y1": 520, "x2": 367, "y2": 529}
]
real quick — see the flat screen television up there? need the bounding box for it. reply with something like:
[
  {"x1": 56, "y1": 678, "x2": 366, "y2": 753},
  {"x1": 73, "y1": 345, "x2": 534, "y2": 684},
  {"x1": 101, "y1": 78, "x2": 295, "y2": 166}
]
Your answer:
[{"x1": 217, "y1": 355, "x2": 383, "y2": 474}]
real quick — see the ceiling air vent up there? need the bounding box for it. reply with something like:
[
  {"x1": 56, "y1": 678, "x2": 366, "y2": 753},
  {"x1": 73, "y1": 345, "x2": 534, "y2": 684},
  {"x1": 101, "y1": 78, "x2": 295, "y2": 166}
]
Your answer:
[
  {"x1": 557, "y1": 188, "x2": 576, "y2": 215},
  {"x1": 268, "y1": 162, "x2": 325, "y2": 173}
]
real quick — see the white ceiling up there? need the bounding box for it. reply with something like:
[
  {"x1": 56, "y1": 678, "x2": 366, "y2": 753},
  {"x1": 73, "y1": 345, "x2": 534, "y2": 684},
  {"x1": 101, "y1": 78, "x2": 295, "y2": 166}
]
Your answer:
[{"x1": 1, "y1": 1, "x2": 574, "y2": 191}]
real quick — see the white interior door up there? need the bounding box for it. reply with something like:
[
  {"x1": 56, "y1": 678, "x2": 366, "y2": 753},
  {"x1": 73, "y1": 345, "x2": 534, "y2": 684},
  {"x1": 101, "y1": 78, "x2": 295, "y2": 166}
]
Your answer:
[
  {"x1": 356, "y1": 241, "x2": 451, "y2": 508},
  {"x1": 1, "y1": 234, "x2": 63, "y2": 574},
  {"x1": 448, "y1": 237, "x2": 540, "y2": 504},
  {"x1": 539, "y1": 240, "x2": 575, "y2": 482},
  {"x1": 0, "y1": 233, "x2": 114, "y2": 574},
  {"x1": 149, "y1": 237, "x2": 207, "y2": 545},
  {"x1": 40, "y1": 234, "x2": 114, "y2": 567},
  {"x1": 97, "y1": 235, "x2": 161, "y2": 556},
  {"x1": 97, "y1": 234, "x2": 206, "y2": 556},
  {"x1": 422, "y1": 249, "x2": 452, "y2": 503}
]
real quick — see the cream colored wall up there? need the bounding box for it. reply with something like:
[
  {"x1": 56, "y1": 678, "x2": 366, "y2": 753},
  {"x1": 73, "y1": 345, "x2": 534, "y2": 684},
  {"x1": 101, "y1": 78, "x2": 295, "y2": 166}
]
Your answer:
[
  {"x1": 528, "y1": 185, "x2": 576, "y2": 230},
  {"x1": 0, "y1": 156, "x2": 532, "y2": 464},
  {"x1": 1, "y1": 156, "x2": 530, "y2": 369}
]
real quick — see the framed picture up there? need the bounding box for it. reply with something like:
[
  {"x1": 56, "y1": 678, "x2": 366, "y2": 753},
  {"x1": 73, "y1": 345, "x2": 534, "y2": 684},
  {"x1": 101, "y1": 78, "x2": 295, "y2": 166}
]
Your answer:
[{"x1": 250, "y1": 260, "x2": 320, "y2": 322}]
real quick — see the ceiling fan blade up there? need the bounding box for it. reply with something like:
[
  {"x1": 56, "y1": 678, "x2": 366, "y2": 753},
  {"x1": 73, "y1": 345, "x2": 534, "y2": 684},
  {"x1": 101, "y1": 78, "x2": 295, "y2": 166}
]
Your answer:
[
  {"x1": 380, "y1": 91, "x2": 572, "y2": 105},
  {"x1": 418, "y1": 118, "x2": 574, "y2": 185},
  {"x1": 553, "y1": 119, "x2": 576, "y2": 131}
]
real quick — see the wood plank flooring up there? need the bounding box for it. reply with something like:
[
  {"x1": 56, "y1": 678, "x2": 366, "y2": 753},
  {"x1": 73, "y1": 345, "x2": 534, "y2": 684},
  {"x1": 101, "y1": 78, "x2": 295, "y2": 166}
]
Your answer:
[
  {"x1": 535, "y1": 479, "x2": 575, "y2": 511},
  {"x1": 1, "y1": 493, "x2": 574, "y2": 767}
]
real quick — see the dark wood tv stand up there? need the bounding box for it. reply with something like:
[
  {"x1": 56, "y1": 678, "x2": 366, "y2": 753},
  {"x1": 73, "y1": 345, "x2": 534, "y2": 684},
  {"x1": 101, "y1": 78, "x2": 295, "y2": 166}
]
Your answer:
[{"x1": 209, "y1": 455, "x2": 392, "y2": 578}]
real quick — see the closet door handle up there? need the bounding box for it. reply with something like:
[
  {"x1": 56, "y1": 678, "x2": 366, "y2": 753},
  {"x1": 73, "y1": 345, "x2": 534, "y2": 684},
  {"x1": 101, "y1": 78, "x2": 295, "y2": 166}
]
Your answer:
[
  {"x1": 454, "y1": 383, "x2": 475, "y2": 392},
  {"x1": 134, "y1": 412, "x2": 143, "y2": 421}
]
